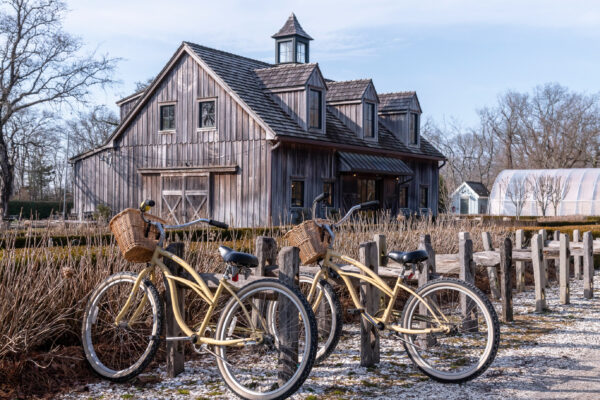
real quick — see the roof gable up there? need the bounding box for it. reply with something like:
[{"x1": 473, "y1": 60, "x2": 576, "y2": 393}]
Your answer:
[
  {"x1": 272, "y1": 13, "x2": 313, "y2": 40},
  {"x1": 465, "y1": 181, "x2": 490, "y2": 197},
  {"x1": 326, "y1": 79, "x2": 378, "y2": 103},
  {"x1": 379, "y1": 91, "x2": 421, "y2": 113},
  {"x1": 255, "y1": 63, "x2": 318, "y2": 89}
]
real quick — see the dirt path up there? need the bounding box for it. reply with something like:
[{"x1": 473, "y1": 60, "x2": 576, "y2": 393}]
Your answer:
[{"x1": 61, "y1": 275, "x2": 600, "y2": 399}]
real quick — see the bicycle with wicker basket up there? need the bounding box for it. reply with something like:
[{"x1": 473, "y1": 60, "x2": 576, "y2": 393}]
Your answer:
[
  {"x1": 273, "y1": 193, "x2": 500, "y2": 383},
  {"x1": 81, "y1": 200, "x2": 318, "y2": 400}
]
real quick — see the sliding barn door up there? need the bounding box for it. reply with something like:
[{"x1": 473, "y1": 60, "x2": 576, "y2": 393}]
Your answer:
[{"x1": 161, "y1": 174, "x2": 209, "y2": 224}]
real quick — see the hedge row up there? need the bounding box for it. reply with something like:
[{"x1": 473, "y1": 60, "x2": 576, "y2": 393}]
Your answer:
[{"x1": 8, "y1": 201, "x2": 73, "y2": 219}]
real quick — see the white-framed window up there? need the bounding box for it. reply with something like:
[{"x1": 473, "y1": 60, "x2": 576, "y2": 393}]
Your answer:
[
  {"x1": 198, "y1": 99, "x2": 216, "y2": 129},
  {"x1": 296, "y1": 42, "x2": 306, "y2": 63},
  {"x1": 278, "y1": 40, "x2": 293, "y2": 63}
]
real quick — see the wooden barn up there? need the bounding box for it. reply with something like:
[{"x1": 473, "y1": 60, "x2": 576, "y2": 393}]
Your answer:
[{"x1": 71, "y1": 14, "x2": 445, "y2": 227}]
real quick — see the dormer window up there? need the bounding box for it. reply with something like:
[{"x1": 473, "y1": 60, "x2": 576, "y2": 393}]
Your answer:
[
  {"x1": 364, "y1": 102, "x2": 375, "y2": 138},
  {"x1": 296, "y1": 42, "x2": 306, "y2": 63},
  {"x1": 278, "y1": 41, "x2": 293, "y2": 63},
  {"x1": 410, "y1": 113, "x2": 419, "y2": 144},
  {"x1": 309, "y1": 89, "x2": 322, "y2": 130}
]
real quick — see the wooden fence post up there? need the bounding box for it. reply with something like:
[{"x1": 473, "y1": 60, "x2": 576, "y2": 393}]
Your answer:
[
  {"x1": 459, "y1": 232, "x2": 477, "y2": 330},
  {"x1": 359, "y1": 241, "x2": 380, "y2": 367},
  {"x1": 418, "y1": 234, "x2": 436, "y2": 347},
  {"x1": 374, "y1": 234, "x2": 387, "y2": 268},
  {"x1": 559, "y1": 233, "x2": 570, "y2": 305},
  {"x1": 583, "y1": 231, "x2": 594, "y2": 299},
  {"x1": 531, "y1": 234, "x2": 547, "y2": 312},
  {"x1": 163, "y1": 242, "x2": 185, "y2": 378},
  {"x1": 515, "y1": 229, "x2": 526, "y2": 292},
  {"x1": 255, "y1": 236, "x2": 278, "y2": 277},
  {"x1": 553, "y1": 230, "x2": 560, "y2": 241},
  {"x1": 481, "y1": 232, "x2": 501, "y2": 300},
  {"x1": 573, "y1": 230, "x2": 583, "y2": 280},
  {"x1": 500, "y1": 237, "x2": 513, "y2": 322},
  {"x1": 539, "y1": 229, "x2": 549, "y2": 287},
  {"x1": 277, "y1": 246, "x2": 300, "y2": 384}
]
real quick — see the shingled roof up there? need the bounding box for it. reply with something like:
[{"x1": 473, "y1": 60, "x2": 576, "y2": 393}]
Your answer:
[
  {"x1": 465, "y1": 181, "x2": 490, "y2": 197},
  {"x1": 255, "y1": 63, "x2": 319, "y2": 90},
  {"x1": 379, "y1": 92, "x2": 418, "y2": 112},
  {"x1": 326, "y1": 80, "x2": 372, "y2": 103},
  {"x1": 272, "y1": 13, "x2": 313, "y2": 40}
]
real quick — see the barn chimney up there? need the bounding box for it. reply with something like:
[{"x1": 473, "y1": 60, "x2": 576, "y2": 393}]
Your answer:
[{"x1": 272, "y1": 13, "x2": 313, "y2": 64}]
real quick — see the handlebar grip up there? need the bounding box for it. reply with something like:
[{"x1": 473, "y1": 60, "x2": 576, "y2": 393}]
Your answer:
[
  {"x1": 209, "y1": 219, "x2": 229, "y2": 229},
  {"x1": 360, "y1": 200, "x2": 379, "y2": 209},
  {"x1": 313, "y1": 192, "x2": 328, "y2": 203}
]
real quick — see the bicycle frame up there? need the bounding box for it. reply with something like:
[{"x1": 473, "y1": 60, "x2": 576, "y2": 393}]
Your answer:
[
  {"x1": 114, "y1": 246, "x2": 264, "y2": 347},
  {"x1": 306, "y1": 248, "x2": 450, "y2": 335}
]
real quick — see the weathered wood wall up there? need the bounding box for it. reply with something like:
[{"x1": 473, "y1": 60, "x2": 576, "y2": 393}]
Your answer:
[{"x1": 73, "y1": 52, "x2": 271, "y2": 227}]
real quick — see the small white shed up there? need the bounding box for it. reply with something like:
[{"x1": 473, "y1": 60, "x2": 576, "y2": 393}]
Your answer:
[{"x1": 450, "y1": 181, "x2": 490, "y2": 215}]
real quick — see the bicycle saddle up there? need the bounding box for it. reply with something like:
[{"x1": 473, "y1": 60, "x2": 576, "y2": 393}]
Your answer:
[
  {"x1": 218, "y1": 246, "x2": 259, "y2": 268},
  {"x1": 387, "y1": 249, "x2": 428, "y2": 265}
]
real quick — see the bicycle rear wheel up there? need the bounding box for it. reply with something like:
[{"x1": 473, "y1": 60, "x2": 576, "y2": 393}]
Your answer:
[
  {"x1": 400, "y1": 278, "x2": 500, "y2": 383},
  {"x1": 214, "y1": 279, "x2": 317, "y2": 400},
  {"x1": 81, "y1": 272, "x2": 162, "y2": 382}
]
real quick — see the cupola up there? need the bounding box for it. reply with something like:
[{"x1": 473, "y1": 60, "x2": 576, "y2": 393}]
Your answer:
[{"x1": 272, "y1": 13, "x2": 313, "y2": 64}]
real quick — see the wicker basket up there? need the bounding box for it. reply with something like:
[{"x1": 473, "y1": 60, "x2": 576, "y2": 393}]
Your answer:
[
  {"x1": 109, "y1": 208, "x2": 167, "y2": 263},
  {"x1": 284, "y1": 219, "x2": 331, "y2": 264}
]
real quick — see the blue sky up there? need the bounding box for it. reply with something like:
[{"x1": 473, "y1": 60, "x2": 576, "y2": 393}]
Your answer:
[{"x1": 64, "y1": 0, "x2": 600, "y2": 127}]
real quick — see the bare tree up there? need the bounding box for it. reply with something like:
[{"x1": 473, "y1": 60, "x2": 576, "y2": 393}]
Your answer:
[
  {"x1": 66, "y1": 105, "x2": 119, "y2": 155},
  {"x1": 549, "y1": 175, "x2": 570, "y2": 216},
  {"x1": 0, "y1": 0, "x2": 117, "y2": 217},
  {"x1": 499, "y1": 177, "x2": 529, "y2": 220},
  {"x1": 528, "y1": 174, "x2": 553, "y2": 217}
]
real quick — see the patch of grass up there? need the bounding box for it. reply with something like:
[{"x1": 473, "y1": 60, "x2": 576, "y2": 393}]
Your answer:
[
  {"x1": 121, "y1": 395, "x2": 133, "y2": 400},
  {"x1": 361, "y1": 379, "x2": 378, "y2": 388},
  {"x1": 306, "y1": 395, "x2": 319, "y2": 400},
  {"x1": 177, "y1": 389, "x2": 190, "y2": 395}
]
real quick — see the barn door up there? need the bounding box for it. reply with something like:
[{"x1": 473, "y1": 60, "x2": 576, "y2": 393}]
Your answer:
[
  {"x1": 161, "y1": 176, "x2": 184, "y2": 223},
  {"x1": 160, "y1": 174, "x2": 209, "y2": 224}
]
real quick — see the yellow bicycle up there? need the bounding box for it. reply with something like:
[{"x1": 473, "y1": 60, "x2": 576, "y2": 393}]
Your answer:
[
  {"x1": 81, "y1": 200, "x2": 318, "y2": 400},
  {"x1": 277, "y1": 193, "x2": 500, "y2": 383}
]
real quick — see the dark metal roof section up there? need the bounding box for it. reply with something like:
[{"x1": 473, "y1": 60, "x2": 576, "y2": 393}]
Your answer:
[
  {"x1": 338, "y1": 152, "x2": 413, "y2": 175},
  {"x1": 326, "y1": 79, "x2": 372, "y2": 103},
  {"x1": 465, "y1": 181, "x2": 490, "y2": 197},
  {"x1": 272, "y1": 13, "x2": 313, "y2": 40},
  {"x1": 255, "y1": 63, "x2": 317, "y2": 89},
  {"x1": 379, "y1": 91, "x2": 417, "y2": 112}
]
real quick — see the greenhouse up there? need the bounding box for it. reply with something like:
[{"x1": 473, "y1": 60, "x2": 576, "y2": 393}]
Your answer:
[{"x1": 488, "y1": 169, "x2": 600, "y2": 216}]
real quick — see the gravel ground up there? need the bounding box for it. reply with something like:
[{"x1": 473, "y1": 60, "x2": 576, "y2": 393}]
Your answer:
[{"x1": 62, "y1": 274, "x2": 600, "y2": 400}]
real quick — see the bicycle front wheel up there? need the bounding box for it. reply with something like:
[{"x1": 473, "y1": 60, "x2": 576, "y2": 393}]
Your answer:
[
  {"x1": 400, "y1": 278, "x2": 500, "y2": 383},
  {"x1": 81, "y1": 272, "x2": 163, "y2": 382},
  {"x1": 215, "y1": 279, "x2": 318, "y2": 400}
]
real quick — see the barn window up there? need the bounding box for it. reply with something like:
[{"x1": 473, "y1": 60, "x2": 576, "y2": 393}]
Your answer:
[
  {"x1": 309, "y1": 89, "x2": 322, "y2": 130},
  {"x1": 278, "y1": 40, "x2": 293, "y2": 63},
  {"x1": 410, "y1": 113, "x2": 419, "y2": 144},
  {"x1": 323, "y1": 182, "x2": 334, "y2": 207},
  {"x1": 296, "y1": 42, "x2": 306, "y2": 63},
  {"x1": 420, "y1": 185, "x2": 429, "y2": 209},
  {"x1": 199, "y1": 100, "x2": 216, "y2": 129},
  {"x1": 364, "y1": 102, "x2": 375, "y2": 138},
  {"x1": 399, "y1": 186, "x2": 409, "y2": 208},
  {"x1": 160, "y1": 104, "x2": 175, "y2": 131},
  {"x1": 291, "y1": 180, "x2": 304, "y2": 207}
]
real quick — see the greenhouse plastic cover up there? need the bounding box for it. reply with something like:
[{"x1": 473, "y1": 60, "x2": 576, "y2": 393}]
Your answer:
[{"x1": 488, "y1": 169, "x2": 600, "y2": 216}]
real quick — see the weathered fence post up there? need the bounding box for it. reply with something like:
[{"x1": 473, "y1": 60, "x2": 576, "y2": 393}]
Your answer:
[
  {"x1": 559, "y1": 233, "x2": 570, "y2": 305},
  {"x1": 359, "y1": 241, "x2": 380, "y2": 367},
  {"x1": 539, "y1": 229, "x2": 549, "y2": 287},
  {"x1": 583, "y1": 231, "x2": 594, "y2": 299},
  {"x1": 515, "y1": 229, "x2": 526, "y2": 292},
  {"x1": 374, "y1": 234, "x2": 387, "y2": 268},
  {"x1": 531, "y1": 234, "x2": 547, "y2": 312},
  {"x1": 255, "y1": 236, "x2": 278, "y2": 277},
  {"x1": 418, "y1": 234, "x2": 436, "y2": 347},
  {"x1": 500, "y1": 237, "x2": 513, "y2": 322},
  {"x1": 277, "y1": 246, "x2": 300, "y2": 384},
  {"x1": 163, "y1": 242, "x2": 185, "y2": 378},
  {"x1": 459, "y1": 232, "x2": 477, "y2": 330},
  {"x1": 481, "y1": 232, "x2": 501, "y2": 300},
  {"x1": 553, "y1": 230, "x2": 560, "y2": 241},
  {"x1": 573, "y1": 230, "x2": 583, "y2": 280}
]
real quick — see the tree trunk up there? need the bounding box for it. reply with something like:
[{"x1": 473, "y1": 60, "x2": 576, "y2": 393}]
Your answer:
[{"x1": 0, "y1": 135, "x2": 14, "y2": 219}]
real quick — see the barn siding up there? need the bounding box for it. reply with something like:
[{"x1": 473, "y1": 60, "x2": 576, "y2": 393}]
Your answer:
[{"x1": 73, "y1": 52, "x2": 271, "y2": 227}]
